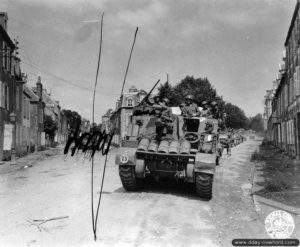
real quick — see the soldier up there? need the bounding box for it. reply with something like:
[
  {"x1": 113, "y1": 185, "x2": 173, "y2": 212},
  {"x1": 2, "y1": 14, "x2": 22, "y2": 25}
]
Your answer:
[
  {"x1": 210, "y1": 101, "x2": 218, "y2": 118},
  {"x1": 179, "y1": 103, "x2": 187, "y2": 116},
  {"x1": 201, "y1": 101, "x2": 213, "y2": 118},
  {"x1": 181, "y1": 95, "x2": 201, "y2": 117},
  {"x1": 155, "y1": 98, "x2": 174, "y2": 139},
  {"x1": 152, "y1": 95, "x2": 167, "y2": 115},
  {"x1": 153, "y1": 95, "x2": 161, "y2": 105}
]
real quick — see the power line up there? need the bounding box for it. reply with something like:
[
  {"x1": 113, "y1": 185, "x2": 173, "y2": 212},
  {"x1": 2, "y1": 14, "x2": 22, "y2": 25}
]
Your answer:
[{"x1": 20, "y1": 56, "x2": 120, "y2": 96}]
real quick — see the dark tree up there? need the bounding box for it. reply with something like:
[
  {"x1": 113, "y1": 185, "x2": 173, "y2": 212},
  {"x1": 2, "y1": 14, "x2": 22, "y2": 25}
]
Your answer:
[
  {"x1": 158, "y1": 76, "x2": 225, "y2": 111},
  {"x1": 62, "y1": 109, "x2": 82, "y2": 131},
  {"x1": 44, "y1": 115, "x2": 58, "y2": 139},
  {"x1": 157, "y1": 75, "x2": 251, "y2": 129},
  {"x1": 224, "y1": 103, "x2": 249, "y2": 129},
  {"x1": 249, "y1": 114, "x2": 264, "y2": 132},
  {"x1": 157, "y1": 81, "x2": 175, "y2": 103}
]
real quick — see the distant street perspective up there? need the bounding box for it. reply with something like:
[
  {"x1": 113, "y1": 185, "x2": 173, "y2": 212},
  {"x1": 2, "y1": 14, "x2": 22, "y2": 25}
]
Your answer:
[{"x1": 1, "y1": 0, "x2": 300, "y2": 246}]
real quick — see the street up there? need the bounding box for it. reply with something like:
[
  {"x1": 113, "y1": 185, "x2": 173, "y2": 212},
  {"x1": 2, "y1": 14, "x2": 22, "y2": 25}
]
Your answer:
[{"x1": 0, "y1": 138, "x2": 272, "y2": 247}]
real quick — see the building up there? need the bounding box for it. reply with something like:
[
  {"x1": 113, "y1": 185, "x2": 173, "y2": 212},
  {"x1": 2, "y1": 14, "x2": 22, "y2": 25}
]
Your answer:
[
  {"x1": 263, "y1": 89, "x2": 274, "y2": 142},
  {"x1": 104, "y1": 86, "x2": 148, "y2": 146},
  {"x1": 21, "y1": 78, "x2": 32, "y2": 155},
  {"x1": 101, "y1": 109, "x2": 113, "y2": 133},
  {"x1": 268, "y1": 0, "x2": 300, "y2": 158},
  {"x1": 0, "y1": 12, "x2": 26, "y2": 161},
  {"x1": 33, "y1": 81, "x2": 67, "y2": 146},
  {"x1": 23, "y1": 80, "x2": 45, "y2": 152}
]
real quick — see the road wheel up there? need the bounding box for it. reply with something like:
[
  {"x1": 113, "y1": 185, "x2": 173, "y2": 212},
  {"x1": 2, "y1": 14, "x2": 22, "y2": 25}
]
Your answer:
[
  {"x1": 195, "y1": 173, "x2": 213, "y2": 199},
  {"x1": 119, "y1": 166, "x2": 140, "y2": 191}
]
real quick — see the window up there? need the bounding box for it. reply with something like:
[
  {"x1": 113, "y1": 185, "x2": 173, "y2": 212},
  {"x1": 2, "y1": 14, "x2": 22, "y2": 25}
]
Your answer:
[
  {"x1": 0, "y1": 81, "x2": 2, "y2": 107},
  {"x1": 4, "y1": 85, "x2": 9, "y2": 110},
  {"x1": 16, "y1": 87, "x2": 20, "y2": 110},
  {"x1": 2, "y1": 42, "x2": 5, "y2": 68},
  {"x1": 27, "y1": 99, "x2": 30, "y2": 120},
  {"x1": 127, "y1": 98, "x2": 133, "y2": 107},
  {"x1": 7, "y1": 47, "x2": 10, "y2": 71},
  {"x1": 23, "y1": 96, "x2": 26, "y2": 118},
  {"x1": 39, "y1": 108, "x2": 43, "y2": 123}
]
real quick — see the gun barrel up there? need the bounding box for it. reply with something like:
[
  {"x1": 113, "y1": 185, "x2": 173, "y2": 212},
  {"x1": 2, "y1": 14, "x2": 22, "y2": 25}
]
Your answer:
[{"x1": 138, "y1": 79, "x2": 161, "y2": 106}]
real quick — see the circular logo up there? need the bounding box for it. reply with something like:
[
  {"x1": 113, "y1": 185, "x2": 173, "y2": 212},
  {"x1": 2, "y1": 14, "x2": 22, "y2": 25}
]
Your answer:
[
  {"x1": 120, "y1": 153, "x2": 129, "y2": 164},
  {"x1": 265, "y1": 210, "x2": 295, "y2": 239}
]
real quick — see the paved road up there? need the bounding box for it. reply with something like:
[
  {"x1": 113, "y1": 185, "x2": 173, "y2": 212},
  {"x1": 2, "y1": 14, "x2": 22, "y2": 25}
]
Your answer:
[{"x1": 0, "y1": 139, "x2": 268, "y2": 247}]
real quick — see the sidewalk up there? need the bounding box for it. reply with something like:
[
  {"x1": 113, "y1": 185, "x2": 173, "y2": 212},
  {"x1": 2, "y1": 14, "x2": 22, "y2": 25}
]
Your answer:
[
  {"x1": 251, "y1": 143, "x2": 300, "y2": 239},
  {"x1": 0, "y1": 145, "x2": 63, "y2": 174}
]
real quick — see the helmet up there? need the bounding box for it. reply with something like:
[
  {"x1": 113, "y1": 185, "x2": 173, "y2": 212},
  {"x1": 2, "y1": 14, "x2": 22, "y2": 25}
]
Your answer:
[
  {"x1": 162, "y1": 98, "x2": 169, "y2": 104},
  {"x1": 201, "y1": 101, "x2": 208, "y2": 106},
  {"x1": 148, "y1": 97, "x2": 155, "y2": 104},
  {"x1": 211, "y1": 101, "x2": 217, "y2": 106},
  {"x1": 185, "y1": 95, "x2": 193, "y2": 100}
]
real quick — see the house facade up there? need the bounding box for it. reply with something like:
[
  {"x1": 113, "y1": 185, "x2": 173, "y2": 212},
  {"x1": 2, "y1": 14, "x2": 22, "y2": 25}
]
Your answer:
[
  {"x1": 268, "y1": 0, "x2": 300, "y2": 158},
  {"x1": 105, "y1": 86, "x2": 148, "y2": 146},
  {"x1": 0, "y1": 12, "x2": 26, "y2": 160},
  {"x1": 33, "y1": 80, "x2": 67, "y2": 146}
]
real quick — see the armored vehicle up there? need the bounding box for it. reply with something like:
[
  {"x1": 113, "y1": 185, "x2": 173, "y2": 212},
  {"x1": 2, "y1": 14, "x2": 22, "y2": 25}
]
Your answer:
[{"x1": 115, "y1": 110, "x2": 221, "y2": 199}]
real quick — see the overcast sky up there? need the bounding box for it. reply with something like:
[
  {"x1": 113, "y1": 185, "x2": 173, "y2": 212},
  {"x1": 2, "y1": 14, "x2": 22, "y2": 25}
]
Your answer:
[{"x1": 0, "y1": 0, "x2": 296, "y2": 122}]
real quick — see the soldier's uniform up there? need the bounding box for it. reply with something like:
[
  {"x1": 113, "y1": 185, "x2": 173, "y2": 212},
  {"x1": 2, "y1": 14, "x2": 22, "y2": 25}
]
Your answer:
[
  {"x1": 201, "y1": 101, "x2": 213, "y2": 118},
  {"x1": 201, "y1": 108, "x2": 213, "y2": 118},
  {"x1": 181, "y1": 95, "x2": 201, "y2": 117},
  {"x1": 155, "y1": 98, "x2": 174, "y2": 139}
]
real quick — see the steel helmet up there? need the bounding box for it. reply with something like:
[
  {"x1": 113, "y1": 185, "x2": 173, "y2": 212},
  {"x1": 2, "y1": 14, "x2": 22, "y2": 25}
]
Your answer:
[
  {"x1": 201, "y1": 101, "x2": 208, "y2": 106},
  {"x1": 185, "y1": 95, "x2": 193, "y2": 100},
  {"x1": 162, "y1": 98, "x2": 169, "y2": 104},
  {"x1": 211, "y1": 101, "x2": 217, "y2": 106}
]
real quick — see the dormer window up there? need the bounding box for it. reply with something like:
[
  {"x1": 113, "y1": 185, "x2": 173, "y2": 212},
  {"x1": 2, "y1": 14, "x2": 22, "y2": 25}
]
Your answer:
[{"x1": 127, "y1": 98, "x2": 133, "y2": 107}]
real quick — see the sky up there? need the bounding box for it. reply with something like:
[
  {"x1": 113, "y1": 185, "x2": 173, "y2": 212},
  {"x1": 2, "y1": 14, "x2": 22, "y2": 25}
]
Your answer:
[{"x1": 0, "y1": 0, "x2": 296, "y2": 122}]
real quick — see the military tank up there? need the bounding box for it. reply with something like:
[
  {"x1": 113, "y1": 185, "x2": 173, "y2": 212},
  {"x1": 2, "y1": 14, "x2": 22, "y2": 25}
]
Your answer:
[{"x1": 115, "y1": 109, "x2": 221, "y2": 199}]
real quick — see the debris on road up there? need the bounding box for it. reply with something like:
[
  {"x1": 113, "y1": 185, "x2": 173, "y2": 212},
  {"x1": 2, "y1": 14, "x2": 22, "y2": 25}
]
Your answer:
[{"x1": 27, "y1": 216, "x2": 69, "y2": 232}]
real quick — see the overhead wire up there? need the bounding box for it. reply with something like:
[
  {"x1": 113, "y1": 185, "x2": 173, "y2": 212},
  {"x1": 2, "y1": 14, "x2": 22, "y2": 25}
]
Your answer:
[{"x1": 19, "y1": 55, "x2": 120, "y2": 96}]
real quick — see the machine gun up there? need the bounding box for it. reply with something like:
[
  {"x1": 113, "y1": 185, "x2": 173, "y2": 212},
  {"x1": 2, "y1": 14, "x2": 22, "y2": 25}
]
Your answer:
[
  {"x1": 133, "y1": 79, "x2": 161, "y2": 116},
  {"x1": 138, "y1": 79, "x2": 161, "y2": 107}
]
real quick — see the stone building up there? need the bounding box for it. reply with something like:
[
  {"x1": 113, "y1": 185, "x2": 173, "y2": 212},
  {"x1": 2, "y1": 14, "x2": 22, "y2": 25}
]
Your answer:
[
  {"x1": 21, "y1": 81, "x2": 31, "y2": 155},
  {"x1": 0, "y1": 12, "x2": 25, "y2": 160},
  {"x1": 106, "y1": 86, "x2": 148, "y2": 146},
  {"x1": 23, "y1": 81, "x2": 45, "y2": 152},
  {"x1": 101, "y1": 109, "x2": 113, "y2": 133},
  {"x1": 268, "y1": 0, "x2": 300, "y2": 158},
  {"x1": 33, "y1": 82, "x2": 67, "y2": 146}
]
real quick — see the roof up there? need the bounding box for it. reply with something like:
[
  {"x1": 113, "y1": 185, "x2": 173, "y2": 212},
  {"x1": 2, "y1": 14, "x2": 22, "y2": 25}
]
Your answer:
[
  {"x1": 32, "y1": 87, "x2": 59, "y2": 107},
  {"x1": 285, "y1": 0, "x2": 300, "y2": 46},
  {"x1": 23, "y1": 85, "x2": 39, "y2": 101},
  {"x1": 0, "y1": 25, "x2": 15, "y2": 49},
  {"x1": 42, "y1": 90, "x2": 59, "y2": 107}
]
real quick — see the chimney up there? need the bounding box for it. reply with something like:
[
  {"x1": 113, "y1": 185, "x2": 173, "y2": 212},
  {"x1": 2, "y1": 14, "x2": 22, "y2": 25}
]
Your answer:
[
  {"x1": 272, "y1": 81, "x2": 278, "y2": 91},
  {"x1": 36, "y1": 76, "x2": 43, "y2": 100},
  {"x1": 0, "y1": 12, "x2": 8, "y2": 31}
]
